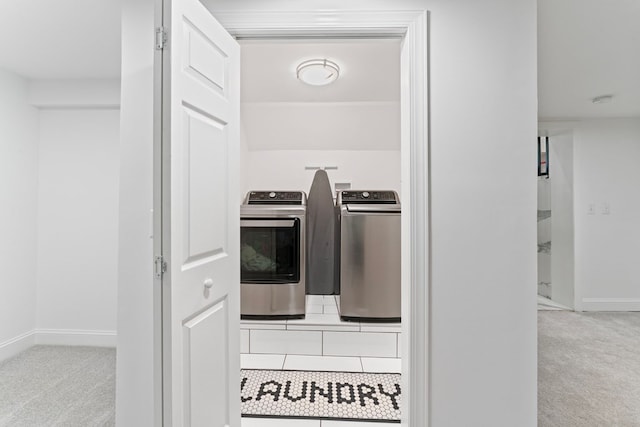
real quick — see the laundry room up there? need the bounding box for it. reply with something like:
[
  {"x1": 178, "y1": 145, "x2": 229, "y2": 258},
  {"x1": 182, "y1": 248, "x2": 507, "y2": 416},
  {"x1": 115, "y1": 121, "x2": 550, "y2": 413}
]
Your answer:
[
  {"x1": 238, "y1": 38, "x2": 403, "y2": 369},
  {"x1": 239, "y1": 39, "x2": 401, "y2": 196}
]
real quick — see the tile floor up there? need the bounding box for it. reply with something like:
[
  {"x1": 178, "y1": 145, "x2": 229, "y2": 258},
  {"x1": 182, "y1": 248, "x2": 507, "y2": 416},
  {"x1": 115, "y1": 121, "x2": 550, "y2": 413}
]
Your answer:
[
  {"x1": 239, "y1": 353, "x2": 401, "y2": 426},
  {"x1": 241, "y1": 295, "x2": 402, "y2": 358},
  {"x1": 242, "y1": 419, "x2": 398, "y2": 426},
  {"x1": 241, "y1": 418, "x2": 400, "y2": 427},
  {"x1": 240, "y1": 353, "x2": 401, "y2": 374},
  {"x1": 240, "y1": 295, "x2": 402, "y2": 426}
]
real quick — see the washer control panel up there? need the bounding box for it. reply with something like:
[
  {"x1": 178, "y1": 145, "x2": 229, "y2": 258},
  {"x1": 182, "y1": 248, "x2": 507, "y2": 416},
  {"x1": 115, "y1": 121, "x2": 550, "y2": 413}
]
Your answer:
[
  {"x1": 340, "y1": 191, "x2": 398, "y2": 204},
  {"x1": 247, "y1": 191, "x2": 304, "y2": 205}
]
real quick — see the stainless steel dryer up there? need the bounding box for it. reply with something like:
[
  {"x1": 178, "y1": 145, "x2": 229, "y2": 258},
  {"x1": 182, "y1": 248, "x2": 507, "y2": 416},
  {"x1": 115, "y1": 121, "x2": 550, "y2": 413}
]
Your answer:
[
  {"x1": 240, "y1": 191, "x2": 306, "y2": 319},
  {"x1": 336, "y1": 190, "x2": 401, "y2": 322}
]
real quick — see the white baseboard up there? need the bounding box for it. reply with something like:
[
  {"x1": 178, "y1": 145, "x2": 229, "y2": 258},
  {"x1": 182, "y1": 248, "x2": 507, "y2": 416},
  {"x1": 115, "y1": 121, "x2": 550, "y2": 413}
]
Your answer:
[
  {"x1": 35, "y1": 329, "x2": 117, "y2": 347},
  {"x1": 580, "y1": 298, "x2": 640, "y2": 312},
  {"x1": 0, "y1": 330, "x2": 36, "y2": 363},
  {"x1": 0, "y1": 329, "x2": 117, "y2": 362}
]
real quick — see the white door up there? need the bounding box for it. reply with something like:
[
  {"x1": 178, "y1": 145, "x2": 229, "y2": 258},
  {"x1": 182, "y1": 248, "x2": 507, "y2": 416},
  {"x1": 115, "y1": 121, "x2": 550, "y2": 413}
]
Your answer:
[{"x1": 161, "y1": 0, "x2": 240, "y2": 425}]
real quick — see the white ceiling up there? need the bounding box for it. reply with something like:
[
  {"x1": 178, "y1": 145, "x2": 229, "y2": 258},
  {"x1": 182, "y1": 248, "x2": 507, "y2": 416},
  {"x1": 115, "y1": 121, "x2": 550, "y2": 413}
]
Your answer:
[
  {"x1": 537, "y1": 0, "x2": 640, "y2": 119},
  {"x1": 0, "y1": 0, "x2": 121, "y2": 79},
  {"x1": 240, "y1": 39, "x2": 400, "y2": 103},
  {"x1": 240, "y1": 39, "x2": 401, "y2": 151},
  {"x1": 0, "y1": 0, "x2": 638, "y2": 119}
]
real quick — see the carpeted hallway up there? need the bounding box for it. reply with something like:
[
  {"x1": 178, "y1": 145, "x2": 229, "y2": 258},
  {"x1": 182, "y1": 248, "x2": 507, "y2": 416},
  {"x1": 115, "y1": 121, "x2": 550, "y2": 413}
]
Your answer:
[
  {"x1": 538, "y1": 311, "x2": 640, "y2": 426},
  {"x1": 0, "y1": 346, "x2": 115, "y2": 427}
]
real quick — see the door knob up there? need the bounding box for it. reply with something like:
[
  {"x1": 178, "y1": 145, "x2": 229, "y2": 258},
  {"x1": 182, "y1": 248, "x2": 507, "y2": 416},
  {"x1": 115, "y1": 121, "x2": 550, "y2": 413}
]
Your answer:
[{"x1": 203, "y1": 278, "x2": 214, "y2": 289}]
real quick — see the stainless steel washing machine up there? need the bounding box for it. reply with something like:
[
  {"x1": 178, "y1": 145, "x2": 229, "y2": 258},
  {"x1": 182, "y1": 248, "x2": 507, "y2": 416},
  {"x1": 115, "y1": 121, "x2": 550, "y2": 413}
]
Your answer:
[
  {"x1": 336, "y1": 190, "x2": 401, "y2": 322},
  {"x1": 240, "y1": 191, "x2": 306, "y2": 319}
]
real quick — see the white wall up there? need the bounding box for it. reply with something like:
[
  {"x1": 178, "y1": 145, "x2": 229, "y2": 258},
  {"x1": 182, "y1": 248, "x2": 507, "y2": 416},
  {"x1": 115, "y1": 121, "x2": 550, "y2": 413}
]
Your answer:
[
  {"x1": 240, "y1": 124, "x2": 250, "y2": 198},
  {"x1": 0, "y1": 72, "x2": 120, "y2": 359},
  {"x1": 210, "y1": 1, "x2": 538, "y2": 426},
  {"x1": 116, "y1": 0, "x2": 159, "y2": 424},
  {"x1": 549, "y1": 133, "x2": 574, "y2": 308},
  {"x1": 573, "y1": 118, "x2": 640, "y2": 311},
  {"x1": 35, "y1": 109, "x2": 120, "y2": 343},
  {"x1": 242, "y1": 102, "x2": 400, "y2": 151},
  {"x1": 0, "y1": 69, "x2": 39, "y2": 360},
  {"x1": 427, "y1": 1, "x2": 537, "y2": 424},
  {"x1": 241, "y1": 150, "x2": 401, "y2": 197},
  {"x1": 29, "y1": 79, "x2": 121, "y2": 109}
]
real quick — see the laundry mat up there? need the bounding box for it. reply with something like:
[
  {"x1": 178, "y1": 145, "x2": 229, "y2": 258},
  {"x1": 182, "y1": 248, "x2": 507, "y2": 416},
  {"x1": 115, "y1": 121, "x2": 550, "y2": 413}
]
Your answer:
[{"x1": 240, "y1": 369, "x2": 401, "y2": 423}]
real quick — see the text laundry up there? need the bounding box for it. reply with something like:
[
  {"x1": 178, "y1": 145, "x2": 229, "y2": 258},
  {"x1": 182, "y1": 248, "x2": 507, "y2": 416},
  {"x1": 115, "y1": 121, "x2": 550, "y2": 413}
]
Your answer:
[{"x1": 240, "y1": 378, "x2": 401, "y2": 410}]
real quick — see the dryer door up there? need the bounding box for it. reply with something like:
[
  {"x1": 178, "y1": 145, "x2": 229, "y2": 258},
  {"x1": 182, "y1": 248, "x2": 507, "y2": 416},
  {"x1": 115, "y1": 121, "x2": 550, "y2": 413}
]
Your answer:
[{"x1": 240, "y1": 218, "x2": 301, "y2": 284}]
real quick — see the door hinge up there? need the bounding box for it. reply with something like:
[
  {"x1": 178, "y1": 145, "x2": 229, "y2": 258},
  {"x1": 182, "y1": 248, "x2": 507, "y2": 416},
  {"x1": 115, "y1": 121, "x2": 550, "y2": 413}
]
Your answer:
[
  {"x1": 155, "y1": 27, "x2": 167, "y2": 50},
  {"x1": 154, "y1": 256, "x2": 167, "y2": 279}
]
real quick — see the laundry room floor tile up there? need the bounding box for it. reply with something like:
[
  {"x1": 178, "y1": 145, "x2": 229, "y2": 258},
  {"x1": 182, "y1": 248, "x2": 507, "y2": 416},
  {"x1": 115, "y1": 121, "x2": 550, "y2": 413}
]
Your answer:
[
  {"x1": 360, "y1": 357, "x2": 402, "y2": 373},
  {"x1": 321, "y1": 421, "x2": 398, "y2": 426},
  {"x1": 323, "y1": 331, "x2": 397, "y2": 358},
  {"x1": 240, "y1": 318, "x2": 288, "y2": 330},
  {"x1": 306, "y1": 295, "x2": 325, "y2": 306},
  {"x1": 242, "y1": 418, "x2": 320, "y2": 426},
  {"x1": 250, "y1": 329, "x2": 322, "y2": 356},
  {"x1": 286, "y1": 313, "x2": 359, "y2": 331},
  {"x1": 240, "y1": 354, "x2": 285, "y2": 370},
  {"x1": 240, "y1": 330, "x2": 249, "y2": 353},
  {"x1": 323, "y1": 304, "x2": 339, "y2": 314},
  {"x1": 307, "y1": 304, "x2": 324, "y2": 314},
  {"x1": 283, "y1": 355, "x2": 363, "y2": 372},
  {"x1": 323, "y1": 295, "x2": 338, "y2": 306},
  {"x1": 360, "y1": 322, "x2": 402, "y2": 333}
]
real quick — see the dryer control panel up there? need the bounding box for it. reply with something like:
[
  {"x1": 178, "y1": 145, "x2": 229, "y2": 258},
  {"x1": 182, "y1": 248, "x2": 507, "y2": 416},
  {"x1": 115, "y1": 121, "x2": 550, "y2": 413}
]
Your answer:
[{"x1": 246, "y1": 191, "x2": 305, "y2": 205}]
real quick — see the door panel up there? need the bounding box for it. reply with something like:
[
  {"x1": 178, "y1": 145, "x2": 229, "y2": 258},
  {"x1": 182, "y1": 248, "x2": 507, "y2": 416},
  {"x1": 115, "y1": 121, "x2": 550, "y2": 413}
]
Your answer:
[
  {"x1": 183, "y1": 300, "x2": 230, "y2": 426},
  {"x1": 182, "y1": 107, "x2": 228, "y2": 266},
  {"x1": 163, "y1": 0, "x2": 240, "y2": 425},
  {"x1": 183, "y1": 21, "x2": 227, "y2": 93}
]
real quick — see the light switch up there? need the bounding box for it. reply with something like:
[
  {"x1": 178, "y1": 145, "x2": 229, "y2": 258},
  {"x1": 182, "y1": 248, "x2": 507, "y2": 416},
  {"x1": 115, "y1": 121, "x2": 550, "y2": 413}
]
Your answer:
[{"x1": 587, "y1": 203, "x2": 596, "y2": 215}]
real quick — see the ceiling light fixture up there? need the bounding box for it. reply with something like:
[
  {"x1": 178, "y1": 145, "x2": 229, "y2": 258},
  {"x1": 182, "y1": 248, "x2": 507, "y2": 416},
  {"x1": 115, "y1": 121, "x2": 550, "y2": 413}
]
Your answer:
[
  {"x1": 592, "y1": 94, "x2": 614, "y2": 104},
  {"x1": 296, "y1": 59, "x2": 340, "y2": 86}
]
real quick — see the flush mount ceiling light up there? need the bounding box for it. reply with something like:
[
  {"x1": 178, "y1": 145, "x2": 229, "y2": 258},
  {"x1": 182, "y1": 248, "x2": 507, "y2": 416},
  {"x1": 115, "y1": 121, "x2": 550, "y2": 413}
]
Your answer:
[
  {"x1": 592, "y1": 94, "x2": 614, "y2": 104},
  {"x1": 296, "y1": 59, "x2": 340, "y2": 86}
]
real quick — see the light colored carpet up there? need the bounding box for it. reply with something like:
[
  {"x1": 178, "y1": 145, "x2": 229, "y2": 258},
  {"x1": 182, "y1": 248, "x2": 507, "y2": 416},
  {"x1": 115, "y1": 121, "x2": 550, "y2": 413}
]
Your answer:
[
  {"x1": 539, "y1": 311, "x2": 640, "y2": 426},
  {"x1": 0, "y1": 345, "x2": 115, "y2": 427},
  {"x1": 538, "y1": 295, "x2": 572, "y2": 311}
]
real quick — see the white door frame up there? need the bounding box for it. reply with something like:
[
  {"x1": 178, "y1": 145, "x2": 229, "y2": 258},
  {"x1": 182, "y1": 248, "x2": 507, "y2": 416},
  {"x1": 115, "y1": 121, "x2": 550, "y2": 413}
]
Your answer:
[{"x1": 212, "y1": 9, "x2": 430, "y2": 427}]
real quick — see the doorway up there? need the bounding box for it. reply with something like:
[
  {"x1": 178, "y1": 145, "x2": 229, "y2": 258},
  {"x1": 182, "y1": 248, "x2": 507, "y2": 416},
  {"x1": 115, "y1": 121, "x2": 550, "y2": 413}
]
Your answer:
[
  {"x1": 536, "y1": 131, "x2": 575, "y2": 311},
  {"x1": 238, "y1": 36, "x2": 403, "y2": 374},
  {"x1": 187, "y1": 6, "x2": 428, "y2": 426}
]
